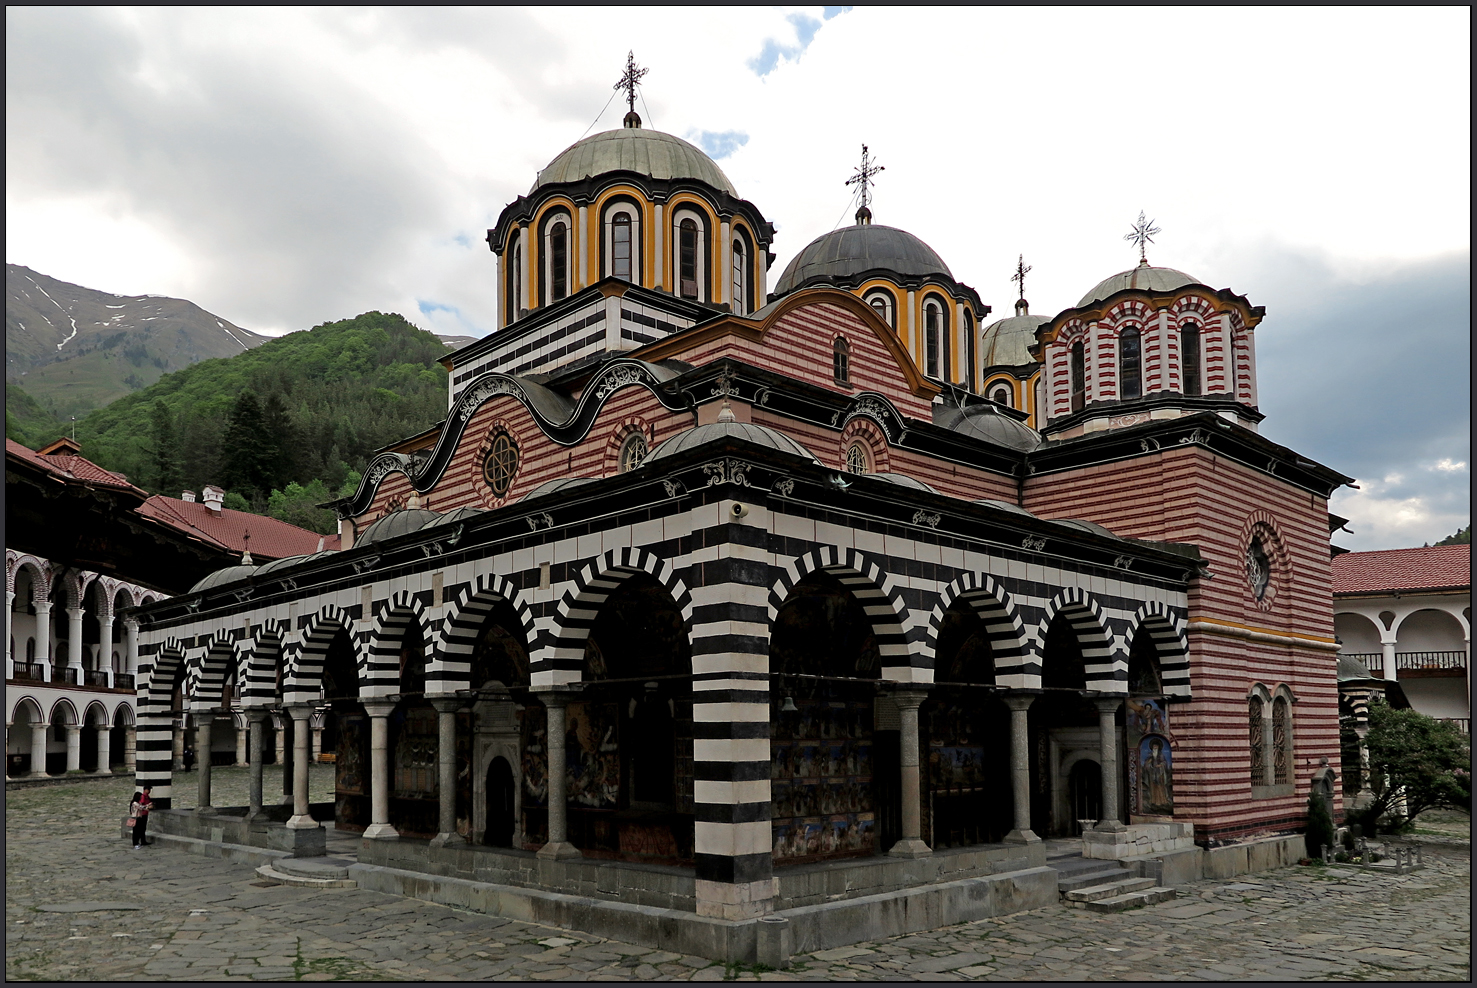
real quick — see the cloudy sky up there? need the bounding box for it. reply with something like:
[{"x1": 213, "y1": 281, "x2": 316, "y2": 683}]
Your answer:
[{"x1": 6, "y1": 6, "x2": 1469, "y2": 550}]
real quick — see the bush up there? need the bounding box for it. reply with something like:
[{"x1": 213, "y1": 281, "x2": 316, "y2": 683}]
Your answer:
[{"x1": 1305, "y1": 792, "x2": 1334, "y2": 858}]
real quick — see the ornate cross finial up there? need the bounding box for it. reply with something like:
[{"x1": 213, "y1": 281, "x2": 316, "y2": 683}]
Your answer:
[
  {"x1": 1124, "y1": 211, "x2": 1161, "y2": 264},
  {"x1": 846, "y1": 144, "x2": 884, "y2": 223},
  {"x1": 1011, "y1": 254, "x2": 1032, "y2": 302},
  {"x1": 614, "y1": 51, "x2": 648, "y2": 116}
]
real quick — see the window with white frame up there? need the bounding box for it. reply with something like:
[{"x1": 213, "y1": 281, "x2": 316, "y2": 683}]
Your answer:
[
  {"x1": 1181, "y1": 322, "x2": 1202, "y2": 396},
  {"x1": 731, "y1": 238, "x2": 746, "y2": 315},
  {"x1": 989, "y1": 382, "x2": 1012, "y2": 407},
  {"x1": 865, "y1": 290, "x2": 895, "y2": 328},
  {"x1": 923, "y1": 299, "x2": 945, "y2": 379},
  {"x1": 1119, "y1": 325, "x2": 1143, "y2": 399},
  {"x1": 545, "y1": 217, "x2": 571, "y2": 304},
  {"x1": 605, "y1": 205, "x2": 640, "y2": 283},
  {"x1": 673, "y1": 210, "x2": 707, "y2": 301},
  {"x1": 1070, "y1": 340, "x2": 1086, "y2": 412}
]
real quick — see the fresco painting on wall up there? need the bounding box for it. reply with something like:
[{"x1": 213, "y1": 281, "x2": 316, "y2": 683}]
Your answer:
[{"x1": 1126, "y1": 698, "x2": 1174, "y2": 821}]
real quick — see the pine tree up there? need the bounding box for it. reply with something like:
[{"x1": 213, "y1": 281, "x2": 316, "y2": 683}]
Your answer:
[
  {"x1": 221, "y1": 388, "x2": 274, "y2": 503},
  {"x1": 149, "y1": 400, "x2": 180, "y2": 494}
]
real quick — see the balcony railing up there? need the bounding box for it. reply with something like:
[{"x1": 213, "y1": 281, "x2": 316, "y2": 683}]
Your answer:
[
  {"x1": 1440, "y1": 718, "x2": 1470, "y2": 734},
  {"x1": 1396, "y1": 651, "x2": 1467, "y2": 671},
  {"x1": 1343, "y1": 652, "x2": 1382, "y2": 673},
  {"x1": 114, "y1": 673, "x2": 135, "y2": 690},
  {"x1": 11, "y1": 662, "x2": 45, "y2": 683},
  {"x1": 83, "y1": 669, "x2": 110, "y2": 688},
  {"x1": 57, "y1": 666, "x2": 81, "y2": 686}
]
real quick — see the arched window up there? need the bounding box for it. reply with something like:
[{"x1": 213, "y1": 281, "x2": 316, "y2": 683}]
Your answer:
[
  {"x1": 923, "y1": 300, "x2": 944, "y2": 379},
  {"x1": 1181, "y1": 322, "x2": 1201, "y2": 396},
  {"x1": 619, "y1": 432, "x2": 648, "y2": 473},
  {"x1": 1070, "y1": 340, "x2": 1086, "y2": 412},
  {"x1": 866, "y1": 291, "x2": 894, "y2": 328},
  {"x1": 483, "y1": 432, "x2": 519, "y2": 498},
  {"x1": 1247, "y1": 537, "x2": 1271, "y2": 600},
  {"x1": 679, "y1": 219, "x2": 699, "y2": 299},
  {"x1": 1228, "y1": 327, "x2": 1238, "y2": 396},
  {"x1": 833, "y1": 337, "x2": 850, "y2": 384},
  {"x1": 510, "y1": 241, "x2": 523, "y2": 321},
  {"x1": 731, "y1": 238, "x2": 746, "y2": 315},
  {"x1": 845, "y1": 442, "x2": 869, "y2": 475},
  {"x1": 1272, "y1": 694, "x2": 1292, "y2": 784},
  {"x1": 612, "y1": 213, "x2": 632, "y2": 281},
  {"x1": 963, "y1": 310, "x2": 975, "y2": 390},
  {"x1": 548, "y1": 220, "x2": 569, "y2": 303},
  {"x1": 989, "y1": 383, "x2": 1012, "y2": 408},
  {"x1": 1248, "y1": 695, "x2": 1267, "y2": 786},
  {"x1": 26, "y1": 638, "x2": 35, "y2": 662},
  {"x1": 1119, "y1": 326, "x2": 1142, "y2": 399}
]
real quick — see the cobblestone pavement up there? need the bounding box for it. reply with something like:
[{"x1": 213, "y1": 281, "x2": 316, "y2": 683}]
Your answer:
[{"x1": 6, "y1": 773, "x2": 1470, "y2": 981}]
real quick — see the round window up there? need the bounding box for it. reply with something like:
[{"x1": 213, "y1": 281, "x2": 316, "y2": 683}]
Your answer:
[
  {"x1": 845, "y1": 442, "x2": 869, "y2": 475},
  {"x1": 483, "y1": 433, "x2": 519, "y2": 497},
  {"x1": 619, "y1": 432, "x2": 648, "y2": 473},
  {"x1": 1246, "y1": 538, "x2": 1271, "y2": 600}
]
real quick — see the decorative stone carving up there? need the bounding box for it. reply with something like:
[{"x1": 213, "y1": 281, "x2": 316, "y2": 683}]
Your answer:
[
  {"x1": 1113, "y1": 555, "x2": 1134, "y2": 570},
  {"x1": 702, "y1": 459, "x2": 751, "y2": 488},
  {"x1": 595, "y1": 364, "x2": 648, "y2": 400},
  {"x1": 1021, "y1": 536, "x2": 1047, "y2": 552},
  {"x1": 911, "y1": 510, "x2": 941, "y2": 529},
  {"x1": 526, "y1": 512, "x2": 555, "y2": 531},
  {"x1": 773, "y1": 478, "x2": 795, "y2": 497},
  {"x1": 661, "y1": 479, "x2": 685, "y2": 499},
  {"x1": 457, "y1": 377, "x2": 521, "y2": 422}
]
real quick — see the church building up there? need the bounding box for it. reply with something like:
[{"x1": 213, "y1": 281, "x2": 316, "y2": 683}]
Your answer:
[{"x1": 126, "y1": 70, "x2": 1354, "y2": 961}]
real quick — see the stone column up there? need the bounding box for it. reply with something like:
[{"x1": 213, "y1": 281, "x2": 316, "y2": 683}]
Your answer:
[
  {"x1": 33, "y1": 602, "x2": 51, "y2": 680},
  {"x1": 66, "y1": 606, "x2": 84, "y2": 676},
  {"x1": 1380, "y1": 635, "x2": 1398, "y2": 682},
  {"x1": 1003, "y1": 694, "x2": 1040, "y2": 843},
  {"x1": 98, "y1": 614, "x2": 115, "y2": 686},
  {"x1": 311, "y1": 725, "x2": 323, "y2": 761},
  {"x1": 94, "y1": 721, "x2": 112, "y2": 775},
  {"x1": 889, "y1": 688, "x2": 932, "y2": 857},
  {"x1": 430, "y1": 696, "x2": 463, "y2": 847},
  {"x1": 5, "y1": 591, "x2": 13, "y2": 680},
  {"x1": 1093, "y1": 697, "x2": 1124, "y2": 831},
  {"x1": 276, "y1": 712, "x2": 293, "y2": 805},
  {"x1": 28, "y1": 722, "x2": 50, "y2": 778},
  {"x1": 362, "y1": 701, "x2": 399, "y2": 840},
  {"x1": 195, "y1": 715, "x2": 214, "y2": 813},
  {"x1": 65, "y1": 724, "x2": 81, "y2": 773},
  {"x1": 123, "y1": 726, "x2": 137, "y2": 772},
  {"x1": 247, "y1": 712, "x2": 266, "y2": 815},
  {"x1": 235, "y1": 719, "x2": 248, "y2": 766},
  {"x1": 286, "y1": 705, "x2": 316, "y2": 829},
  {"x1": 123, "y1": 619, "x2": 139, "y2": 677},
  {"x1": 536, "y1": 692, "x2": 580, "y2": 859},
  {"x1": 272, "y1": 712, "x2": 287, "y2": 768},
  {"x1": 172, "y1": 719, "x2": 185, "y2": 771}
]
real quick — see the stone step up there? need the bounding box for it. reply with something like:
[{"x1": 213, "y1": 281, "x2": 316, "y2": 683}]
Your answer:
[
  {"x1": 1063, "y1": 877, "x2": 1157, "y2": 903},
  {"x1": 254, "y1": 863, "x2": 357, "y2": 889},
  {"x1": 1056, "y1": 867, "x2": 1133, "y2": 892},
  {"x1": 275, "y1": 856, "x2": 354, "y2": 880},
  {"x1": 1084, "y1": 887, "x2": 1178, "y2": 913}
]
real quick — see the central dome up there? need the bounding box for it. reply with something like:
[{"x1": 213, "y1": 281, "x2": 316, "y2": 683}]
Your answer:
[
  {"x1": 533, "y1": 127, "x2": 737, "y2": 195},
  {"x1": 774, "y1": 224, "x2": 952, "y2": 295},
  {"x1": 1077, "y1": 262, "x2": 1201, "y2": 308}
]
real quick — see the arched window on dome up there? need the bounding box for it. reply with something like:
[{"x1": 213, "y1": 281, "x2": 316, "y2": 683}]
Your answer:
[
  {"x1": 1070, "y1": 340, "x2": 1086, "y2": 413},
  {"x1": 865, "y1": 290, "x2": 895, "y2": 329},
  {"x1": 509, "y1": 241, "x2": 523, "y2": 322},
  {"x1": 1181, "y1": 322, "x2": 1202, "y2": 396},
  {"x1": 989, "y1": 382, "x2": 1012, "y2": 408},
  {"x1": 731, "y1": 238, "x2": 746, "y2": 316},
  {"x1": 833, "y1": 336, "x2": 850, "y2": 385},
  {"x1": 544, "y1": 216, "x2": 571, "y2": 304},
  {"x1": 603, "y1": 203, "x2": 640, "y2": 284},
  {"x1": 1119, "y1": 325, "x2": 1143, "y2": 399},
  {"x1": 679, "y1": 218, "x2": 700, "y2": 300},
  {"x1": 612, "y1": 214, "x2": 632, "y2": 281},
  {"x1": 923, "y1": 297, "x2": 948, "y2": 380},
  {"x1": 963, "y1": 309, "x2": 975, "y2": 391}
]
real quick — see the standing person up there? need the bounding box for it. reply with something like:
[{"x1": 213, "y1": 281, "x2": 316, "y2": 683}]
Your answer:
[{"x1": 132, "y1": 784, "x2": 153, "y2": 848}]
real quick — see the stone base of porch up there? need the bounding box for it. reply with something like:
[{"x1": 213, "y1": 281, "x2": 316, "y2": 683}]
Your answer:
[{"x1": 1082, "y1": 822, "x2": 1195, "y2": 859}]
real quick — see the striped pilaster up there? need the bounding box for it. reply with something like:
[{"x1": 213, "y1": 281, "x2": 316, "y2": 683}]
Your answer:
[
  {"x1": 690, "y1": 528, "x2": 775, "y2": 920},
  {"x1": 134, "y1": 641, "x2": 187, "y2": 806}
]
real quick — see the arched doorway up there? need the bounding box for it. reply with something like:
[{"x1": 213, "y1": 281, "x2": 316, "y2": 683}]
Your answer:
[
  {"x1": 387, "y1": 621, "x2": 439, "y2": 837},
  {"x1": 770, "y1": 570, "x2": 883, "y2": 864},
  {"x1": 924, "y1": 598, "x2": 1012, "y2": 848},
  {"x1": 322, "y1": 630, "x2": 368, "y2": 831},
  {"x1": 1068, "y1": 758, "x2": 1102, "y2": 831},
  {"x1": 485, "y1": 756, "x2": 516, "y2": 847},
  {"x1": 1029, "y1": 611, "x2": 1099, "y2": 836}
]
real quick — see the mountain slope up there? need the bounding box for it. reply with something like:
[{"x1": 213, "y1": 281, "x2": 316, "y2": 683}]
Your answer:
[{"x1": 6, "y1": 263, "x2": 269, "y2": 418}]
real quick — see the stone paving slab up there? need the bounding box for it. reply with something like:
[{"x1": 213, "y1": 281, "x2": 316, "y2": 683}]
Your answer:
[{"x1": 5, "y1": 771, "x2": 1471, "y2": 981}]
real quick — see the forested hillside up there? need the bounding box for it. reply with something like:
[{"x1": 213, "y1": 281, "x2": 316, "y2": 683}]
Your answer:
[{"x1": 62, "y1": 311, "x2": 449, "y2": 533}]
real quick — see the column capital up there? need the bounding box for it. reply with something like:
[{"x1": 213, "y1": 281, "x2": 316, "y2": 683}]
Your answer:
[
  {"x1": 122, "y1": 617, "x2": 140, "y2": 630},
  {"x1": 66, "y1": 606, "x2": 84, "y2": 619},
  {"x1": 1093, "y1": 695, "x2": 1124, "y2": 713},
  {"x1": 1002, "y1": 692, "x2": 1037, "y2": 712},
  {"x1": 427, "y1": 695, "x2": 462, "y2": 714},
  {"x1": 362, "y1": 700, "x2": 396, "y2": 719},
  {"x1": 286, "y1": 702, "x2": 317, "y2": 721},
  {"x1": 888, "y1": 686, "x2": 931, "y2": 710}
]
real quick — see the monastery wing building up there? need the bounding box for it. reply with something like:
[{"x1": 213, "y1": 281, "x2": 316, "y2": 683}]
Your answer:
[{"x1": 127, "y1": 109, "x2": 1357, "y2": 959}]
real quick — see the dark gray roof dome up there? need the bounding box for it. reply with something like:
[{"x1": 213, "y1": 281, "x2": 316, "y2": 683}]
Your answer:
[
  {"x1": 870, "y1": 472, "x2": 937, "y2": 493},
  {"x1": 1337, "y1": 654, "x2": 1378, "y2": 683},
  {"x1": 980, "y1": 312, "x2": 1049, "y2": 369},
  {"x1": 647, "y1": 419, "x2": 820, "y2": 464},
  {"x1": 533, "y1": 127, "x2": 737, "y2": 196},
  {"x1": 774, "y1": 224, "x2": 952, "y2": 295},
  {"x1": 974, "y1": 499, "x2": 1036, "y2": 518},
  {"x1": 947, "y1": 405, "x2": 1042, "y2": 452},
  {"x1": 521, "y1": 478, "x2": 600, "y2": 502},
  {"x1": 1078, "y1": 261, "x2": 1201, "y2": 307},
  {"x1": 1055, "y1": 518, "x2": 1118, "y2": 538},
  {"x1": 358, "y1": 508, "x2": 441, "y2": 546},
  {"x1": 421, "y1": 506, "x2": 488, "y2": 527},
  {"x1": 255, "y1": 551, "x2": 334, "y2": 576},
  {"x1": 190, "y1": 564, "x2": 257, "y2": 594}
]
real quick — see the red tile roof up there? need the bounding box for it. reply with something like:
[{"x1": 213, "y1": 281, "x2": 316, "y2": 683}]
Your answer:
[
  {"x1": 6, "y1": 438, "x2": 146, "y2": 495},
  {"x1": 138, "y1": 496, "x2": 340, "y2": 561},
  {"x1": 1332, "y1": 544, "x2": 1471, "y2": 595}
]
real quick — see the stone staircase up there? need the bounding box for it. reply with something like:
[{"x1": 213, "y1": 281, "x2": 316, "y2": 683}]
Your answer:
[
  {"x1": 254, "y1": 855, "x2": 358, "y2": 889},
  {"x1": 1046, "y1": 846, "x2": 1176, "y2": 913}
]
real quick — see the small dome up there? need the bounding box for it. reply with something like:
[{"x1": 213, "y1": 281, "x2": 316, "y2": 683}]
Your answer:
[
  {"x1": 646, "y1": 420, "x2": 821, "y2": 464},
  {"x1": 1078, "y1": 262, "x2": 1201, "y2": 308},
  {"x1": 974, "y1": 499, "x2": 1037, "y2": 518},
  {"x1": 534, "y1": 128, "x2": 737, "y2": 196},
  {"x1": 980, "y1": 312, "x2": 1049, "y2": 369},
  {"x1": 255, "y1": 551, "x2": 334, "y2": 576},
  {"x1": 774, "y1": 224, "x2": 952, "y2": 296},
  {"x1": 870, "y1": 472, "x2": 937, "y2": 494},
  {"x1": 358, "y1": 508, "x2": 441, "y2": 546},
  {"x1": 521, "y1": 478, "x2": 600, "y2": 502},
  {"x1": 190, "y1": 564, "x2": 257, "y2": 594},
  {"x1": 1054, "y1": 518, "x2": 1118, "y2": 539},
  {"x1": 1337, "y1": 654, "x2": 1377, "y2": 682},
  {"x1": 421, "y1": 506, "x2": 488, "y2": 527},
  {"x1": 947, "y1": 405, "x2": 1042, "y2": 452}
]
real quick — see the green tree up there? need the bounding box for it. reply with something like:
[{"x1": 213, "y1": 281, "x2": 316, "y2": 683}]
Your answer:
[
  {"x1": 221, "y1": 388, "x2": 275, "y2": 505},
  {"x1": 149, "y1": 400, "x2": 180, "y2": 494},
  {"x1": 266, "y1": 480, "x2": 337, "y2": 535},
  {"x1": 1354, "y1": 702, "x2": 1471, "y2": 834},
  {"x1": 1434, "y1": 525, "x2": 1471, "y2": 545}
]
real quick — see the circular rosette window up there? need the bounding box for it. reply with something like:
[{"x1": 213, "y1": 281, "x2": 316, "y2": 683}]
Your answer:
[{"x1": 483, "y1": 432, "x2": 519, "y2": 498}]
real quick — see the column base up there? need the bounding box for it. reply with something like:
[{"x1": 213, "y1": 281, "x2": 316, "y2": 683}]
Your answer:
[
  {"x1": 1092, "y1": 819, "x2": 1127, "y2": 833},
  {"x1": 1004, "y1": 828, "x2": 1041, "y2": 844},
  {"x1": 362, "y1": 822, "x2": 400, "y2": 841},
  {"x1": 536, "y1": 840, "x2": 582, "y2": 860},
  {"x1": 196, "y1": 806, "x2": 215, "y2": 816},
  {"x1": 26, "y1": 772, "x2": 50, "y2": 780},
  {"x1": 93, "y1": 768, "x2": 113, "y2": 777},
  {"x1": 887, "y1": 838, "x2": 934, "y2": 858},
  {"x1": 286, "y1": 814, "x2": 319, "y2": 830},
  {"x1": 429, "y1": 832, "x2": 465, "y2": 848}
]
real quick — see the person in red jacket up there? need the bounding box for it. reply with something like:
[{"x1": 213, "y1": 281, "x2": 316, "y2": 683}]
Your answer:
[{"x1": 130, "y1": 785, "x2": 153, "y2": 848}]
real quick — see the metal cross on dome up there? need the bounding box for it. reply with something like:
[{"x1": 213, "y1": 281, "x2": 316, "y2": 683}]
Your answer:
[
  {"x1": 1124, "y1": 211, "x2": 1162, "y2": 264},
  {"x1": 845, "y1": 144, "x2": 885, "y2": 212},
  {"x1": 614, "y1": 51, "x2": 648, "y2": 115},
  {"x1": 1011, "y1": 254, "x2": 1032, "y2": 301}
]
